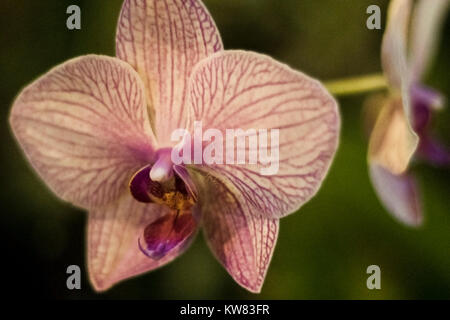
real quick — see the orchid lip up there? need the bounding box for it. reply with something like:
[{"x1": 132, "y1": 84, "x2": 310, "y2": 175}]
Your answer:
[
  {"x1": 409, "y1": 84, "x2": 449, "y2": 166},
  {"x1": 411, "y1": 84, "x2": 444, "y2": 111},
  {"x1": 128, "y1": 149, "x2": 199, "y2": 260},
  {"x1": 130, "y1": 160, "x2": 199, "y2": 260},
  {"x1": 138, "y1": 210, "x2": 197, "y2": 260},
  {"x1": 411, "y1": 84, "x2": 445, "y2": 133}
]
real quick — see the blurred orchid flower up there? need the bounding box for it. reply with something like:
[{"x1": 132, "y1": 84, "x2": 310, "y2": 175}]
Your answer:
[
  {"x1": 368, "y1": 0, "x2": 449, "y2": 226},
  {"x1": 9, "y1": 0, "x2": 339, "y2": 292}
]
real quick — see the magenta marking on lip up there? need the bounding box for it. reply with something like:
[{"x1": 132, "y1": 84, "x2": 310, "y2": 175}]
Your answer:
[
  {"x1": 138, "y1": 211, "x2": 196, "y2": 260},
  {"x1": 129, "y1": 165, "x2": 164, "y2": 203},
  {"x1": 411, "y1": 84, "x2": 444, "y2": 132}
]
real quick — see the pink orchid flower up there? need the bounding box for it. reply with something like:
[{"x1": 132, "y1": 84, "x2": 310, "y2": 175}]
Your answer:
[
  {"x1": 368, "y1": 0, "x2": 449, "y2": 226},
  {"x1": 9, "y1": 0, "x2": 339, "y2": 292}
]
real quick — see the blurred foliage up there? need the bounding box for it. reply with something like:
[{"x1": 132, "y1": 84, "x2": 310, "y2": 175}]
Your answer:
[{"x1": 0, "y1": 0, "x2": 449, "y2": 299}]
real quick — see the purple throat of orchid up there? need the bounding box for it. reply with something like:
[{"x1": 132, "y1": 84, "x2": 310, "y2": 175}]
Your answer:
[
  {"x1": 129, "y1": 149, "x2": 198, "y2": 260},
  {"x1": 411, "y1": 84, "x2": 450, "y2": 166}
]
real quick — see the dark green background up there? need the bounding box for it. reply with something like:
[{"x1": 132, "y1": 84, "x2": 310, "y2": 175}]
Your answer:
[{"x1": 0, "y1": 0, "x2": 449, "y2": 299}]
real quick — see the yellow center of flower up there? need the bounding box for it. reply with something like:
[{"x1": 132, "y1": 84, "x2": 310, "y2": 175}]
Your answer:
[{"x1": 158, "y1": 191, "x2": 195, "y2": 211}]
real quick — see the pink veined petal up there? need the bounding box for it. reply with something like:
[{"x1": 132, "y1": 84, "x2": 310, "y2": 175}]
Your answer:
[
  {"x1": 410, "y1": 0, "x2": 449, "y2": 82},
  {"x1": 9, "y1": 55, "x2": 157, "y2": 209},
  {"x1": 381, "y1": 0, "x2": 411, "y2": 90},
  {"x1": 116, "y1": 0, "x2": 223, "y2": 146},
  {"x1": 187, "y1": 51, "x2": 340, "y2": 219},
  {"x1": 194, "y1": 171, "x2": 279, "y2": 293},
  {"x1": 369, "y1": 164, "x2": 422, "y2": 227},
  {"x1": 88, "y1": 193, "x2": 196, "y2": 291}
]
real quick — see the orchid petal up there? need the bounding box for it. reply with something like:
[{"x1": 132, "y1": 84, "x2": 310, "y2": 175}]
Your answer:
[
  {"x1": 9, "y1": 55, "x2": 156, "y2": 209},
  {"x1": 194, "y1": 172, "x2": 278, "y2": 293},
  {"x1": 88, "y1": 193, "x2": 195, "y2": 291},
  {"x1": 381, "y1": 0, "x2": 412, "y2": 89},
  {"x1": 188, "y1": 51, "x2": 340, "y2": 219},
  {"x1": 369, "y1": 164, "x2": 422, "y2": 227},
  {"x1": 368, "y1": 99, "x2": 418, "y2": 174},
  {"x1": 116, "y1": 0, "x2": 223, "y2": 145},
  {"x1": 410, "y1": 0, "x2": 449, "y2": 81}
]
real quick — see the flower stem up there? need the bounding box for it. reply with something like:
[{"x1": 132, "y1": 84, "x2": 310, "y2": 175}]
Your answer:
[{"x1": 324, "y1": 73, "x2": 388, "y2": 96}]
